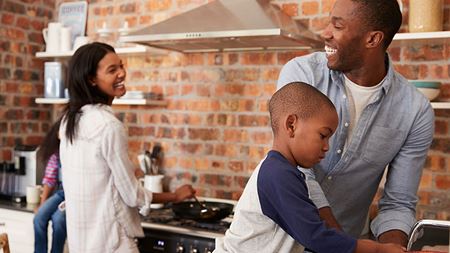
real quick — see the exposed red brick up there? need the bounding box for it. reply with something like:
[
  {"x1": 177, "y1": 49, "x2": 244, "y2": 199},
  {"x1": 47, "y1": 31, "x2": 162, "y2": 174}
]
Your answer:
[
  {"x1": 302, "y1": 1, "x2": 320, "y2": 16},
  {"x1": 321, "y1": 0, "x2": 335, "y2": 13},
  {"x1": 16, "y1": 16, "x2": 30, "y2": 29},
  {"x1": 281, "y1": 3, "x2": 298, "y2": 17},
  {"x1": 241, "y1": 53, "x2": 276, "y2": 65},
  {"x1": 436, "y1": 175, "x2": 450, "y2": 190},
  {"x1": 1, "y1": 13, "x2": 15, "y2": 25},
  {"x1": 188, "y1": 128, "x2": 220, "y2": 141},
  {"x1": 146, "y1": 0, "x2": 172, "y2": 11},
  {"x1": 419, "y1": 171, "x2": 432, "y2": 189}
]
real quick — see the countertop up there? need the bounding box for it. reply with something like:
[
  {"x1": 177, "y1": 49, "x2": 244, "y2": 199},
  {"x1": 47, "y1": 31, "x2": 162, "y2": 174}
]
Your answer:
[{"x1": 0, "y1": 199, "x2": 38, "y2": 213}]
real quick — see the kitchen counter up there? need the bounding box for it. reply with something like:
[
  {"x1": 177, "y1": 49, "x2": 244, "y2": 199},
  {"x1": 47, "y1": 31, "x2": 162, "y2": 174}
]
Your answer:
[{"x1": 0, "y1": 199, "x2": 37, "y2": 213}]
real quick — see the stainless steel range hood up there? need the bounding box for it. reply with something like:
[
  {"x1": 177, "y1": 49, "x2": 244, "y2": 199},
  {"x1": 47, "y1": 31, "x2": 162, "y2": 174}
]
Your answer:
[{"x1": 119, "y1": 0, "x2": 323, "y2": 53}]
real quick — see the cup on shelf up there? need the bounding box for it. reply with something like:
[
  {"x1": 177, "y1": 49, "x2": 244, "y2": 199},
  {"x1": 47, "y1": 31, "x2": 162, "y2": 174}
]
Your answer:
[
  {"x1": 42, "y1": 22, "x2": 63, "y2": 53},
  {"x1": 60, "y1": 27, "x2": 72, "y2": 52},
  {"x1": 73, "y1": 36, "x2": 89, "y2": 51}
]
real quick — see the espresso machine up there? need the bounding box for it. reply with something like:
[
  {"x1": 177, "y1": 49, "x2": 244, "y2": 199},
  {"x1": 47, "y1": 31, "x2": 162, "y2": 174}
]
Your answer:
[{"x1": 7, "y1": 145, "x2": 45, "y2": 202}]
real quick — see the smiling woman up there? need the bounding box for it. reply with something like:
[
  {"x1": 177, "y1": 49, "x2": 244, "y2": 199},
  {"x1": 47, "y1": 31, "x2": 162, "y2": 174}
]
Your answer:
[
  {"x1": 90, "y1": 52, "x2": 127, "y2": 104},
  {"x1": 57, "y1": 42, "x2": 196, "y2": 253}
]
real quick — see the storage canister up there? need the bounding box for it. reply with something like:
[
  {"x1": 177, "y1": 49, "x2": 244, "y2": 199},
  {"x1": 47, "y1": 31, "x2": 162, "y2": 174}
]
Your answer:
[
  {"x1": 44, "y1": 62, "x2": 64, "y2": 98},
  {"x1": 408, "y1": 0, "x2": 443, "y2": 32}
]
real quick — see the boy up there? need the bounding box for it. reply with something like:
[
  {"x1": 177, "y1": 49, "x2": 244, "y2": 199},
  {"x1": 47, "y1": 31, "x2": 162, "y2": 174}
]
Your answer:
[{"x1": 214, "y1": 82, "x2": 405, "y2": 253}]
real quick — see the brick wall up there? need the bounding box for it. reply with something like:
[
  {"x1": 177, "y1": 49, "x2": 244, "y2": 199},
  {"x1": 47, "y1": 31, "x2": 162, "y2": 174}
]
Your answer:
[
  {"x1": 0, "y1": 0, "x2": 56, "y2": 160},
  {"x1": 2, "y1": 0, "x2": 448, "y2": 220}
]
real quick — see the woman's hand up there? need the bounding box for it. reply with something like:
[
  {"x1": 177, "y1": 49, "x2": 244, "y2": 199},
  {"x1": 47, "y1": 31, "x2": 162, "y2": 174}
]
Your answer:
[{"x1": 174, "y1": 184, "x2": 196, "y2": 202}]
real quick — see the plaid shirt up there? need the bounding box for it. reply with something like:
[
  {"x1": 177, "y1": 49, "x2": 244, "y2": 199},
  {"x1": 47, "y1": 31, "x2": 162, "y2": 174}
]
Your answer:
[{"x1": 59, "y1": 104, "x2": 153, "y2": 253}]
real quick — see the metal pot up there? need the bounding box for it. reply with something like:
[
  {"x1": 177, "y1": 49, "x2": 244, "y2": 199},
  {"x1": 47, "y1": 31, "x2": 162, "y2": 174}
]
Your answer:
[{"x1": 172, "y1": 201, "x2": 234, "y2": 222}]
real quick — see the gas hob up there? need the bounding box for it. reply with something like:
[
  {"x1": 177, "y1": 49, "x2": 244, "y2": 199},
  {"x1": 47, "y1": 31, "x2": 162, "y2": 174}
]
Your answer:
[{"x1": 138, "y1": 199, "x2": 235, "y2": 253}]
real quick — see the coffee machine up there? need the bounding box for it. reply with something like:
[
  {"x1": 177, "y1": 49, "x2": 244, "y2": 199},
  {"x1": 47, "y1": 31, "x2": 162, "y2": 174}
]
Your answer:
[{"x1": 10, "y1": 145, "x2": 45, "y2": 202}]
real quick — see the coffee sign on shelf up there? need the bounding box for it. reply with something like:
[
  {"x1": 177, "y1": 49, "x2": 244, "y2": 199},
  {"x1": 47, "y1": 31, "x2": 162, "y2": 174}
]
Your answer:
[{"x1": 58, "y1": 1, "x2": 88, "y2": 45}]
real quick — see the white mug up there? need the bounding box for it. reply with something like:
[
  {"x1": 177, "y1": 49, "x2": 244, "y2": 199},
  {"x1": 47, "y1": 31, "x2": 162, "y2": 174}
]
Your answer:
[
  {"x1": 42, "y1": 22, "x2": 62, "y2": 53},
  {"x1": 73, "y1": 36, "x2": 89, "y2": 51},
  {"x1": 26, "y1": 185, "x2": 41, "y2": 204},
  {"x1": 60, "y1": 27, "x2": 72, "y2": 52},
  {"x1": 144, "y1": 175, "x2": 164, "y2": 209}
]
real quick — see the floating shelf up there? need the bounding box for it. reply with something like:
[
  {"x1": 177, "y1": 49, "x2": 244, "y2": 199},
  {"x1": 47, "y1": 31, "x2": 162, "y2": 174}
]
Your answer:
[
  {"x1": 35, "y1": 45, "x2": 167, "y2": 59},
  {"x1": 430, "y1": 102, "x2": 450, "y2": 110},
  {"x1": 35, "y1": 97, "x2": 167, "y2": 106},
  {"x1": 393, "y1": 31, "x2": 450, "y2": 41}
]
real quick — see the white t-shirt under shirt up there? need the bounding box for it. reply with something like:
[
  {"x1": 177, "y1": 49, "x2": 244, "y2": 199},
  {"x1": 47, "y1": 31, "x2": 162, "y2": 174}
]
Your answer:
[{"x1": 343, "y1": 75, "x2": 385, "y2": 152}]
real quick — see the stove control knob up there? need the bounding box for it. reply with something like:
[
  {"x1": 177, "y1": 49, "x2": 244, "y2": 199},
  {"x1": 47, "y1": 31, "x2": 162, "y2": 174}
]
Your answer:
[
  {"x1": 204, "y1": 249, "x2": 212, "y2": 253},
  {"x1": 190, "y1": 247, "x2": 199, "y2": 253},
  {"x1": 176, "y1": 244, "x2": 184, "y2": 253}
]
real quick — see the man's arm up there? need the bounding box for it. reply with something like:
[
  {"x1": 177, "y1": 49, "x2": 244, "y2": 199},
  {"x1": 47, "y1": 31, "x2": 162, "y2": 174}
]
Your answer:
[
  {"x1": 371, "y1": 102, "x2": 434, "y2": 246},
  {"x1": 378, "y1": 230, "x2": 408, "y2": 246}
]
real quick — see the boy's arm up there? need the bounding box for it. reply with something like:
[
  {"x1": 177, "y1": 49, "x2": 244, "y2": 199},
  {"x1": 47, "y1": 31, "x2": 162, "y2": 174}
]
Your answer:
[
  {"x1": 355, "y1": 239, "x2": 405, "y2": 253},
  {"x1": 319, "y1": 206, "x2": 342, "y2": 230},
  {"x1": 299, "y1": 167, "x2": 342, "y2": 230}
]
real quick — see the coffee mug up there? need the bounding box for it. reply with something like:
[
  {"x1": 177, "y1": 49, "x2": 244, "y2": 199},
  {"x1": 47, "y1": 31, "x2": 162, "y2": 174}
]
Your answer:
[
  {"x1": 60, "y1": 27, "x2": 72, "y2": 52},
  {"x1": 26, "y1": 185, "x2": 41, "y2": 204},
  {"x1": 73, "y1": 36, "x2": 89, "y2": 51},
  {"x1": 144, "y1": 175, "x2": 164, "y2": 209},
  {"x1": 42, "y1": 22, "x2": 62, "y2": 53}
]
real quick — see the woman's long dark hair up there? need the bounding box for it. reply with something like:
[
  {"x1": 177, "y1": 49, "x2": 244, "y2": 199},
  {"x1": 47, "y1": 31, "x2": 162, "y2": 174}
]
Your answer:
[
  {"x1": 40, "y1": 119, "x2": 61, "y2": 164},
  {"x1": 63, "y1": 42, "x2": 115, "y2": 143}
]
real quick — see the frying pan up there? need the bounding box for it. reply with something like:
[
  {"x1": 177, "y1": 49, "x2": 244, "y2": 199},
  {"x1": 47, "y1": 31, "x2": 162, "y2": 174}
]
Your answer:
[{"x1": 172, "y1": 201, "x2": 234, "y2": 222}]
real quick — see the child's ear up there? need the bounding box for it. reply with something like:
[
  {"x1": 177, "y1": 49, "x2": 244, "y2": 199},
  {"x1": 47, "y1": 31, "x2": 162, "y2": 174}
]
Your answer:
[{"x1": 285, "y1": 114, "x2": 297, "y2": 138}]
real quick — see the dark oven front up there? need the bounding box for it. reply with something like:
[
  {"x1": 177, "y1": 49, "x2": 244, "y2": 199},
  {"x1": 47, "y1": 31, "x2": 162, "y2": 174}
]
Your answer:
[{"x1": 138, "y1": 227, "x2": 216, "y2": 253}]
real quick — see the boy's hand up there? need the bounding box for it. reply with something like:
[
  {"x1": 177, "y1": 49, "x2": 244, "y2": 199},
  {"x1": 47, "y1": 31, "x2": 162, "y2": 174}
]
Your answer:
[
  {"x1": 377, "y1": 243, "x2": 406, "y2": 253},
  {"x1": 174, "y1": 184, "x2": 196, "y2": 202}
]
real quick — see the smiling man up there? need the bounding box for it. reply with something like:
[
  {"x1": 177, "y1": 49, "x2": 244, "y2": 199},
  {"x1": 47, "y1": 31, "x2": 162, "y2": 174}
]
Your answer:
[{"x1": 277, "y1": 0, "x2": 434, "y2": 247}]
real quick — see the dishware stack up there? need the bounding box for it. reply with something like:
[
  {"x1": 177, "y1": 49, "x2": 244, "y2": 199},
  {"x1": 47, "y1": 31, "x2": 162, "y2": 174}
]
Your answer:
[
  {"x1": 42, "y1": 22, "x2": 72, "y2": 53},
  {"x1": 410, "y1": 80, "x2": 441, "y2": 101}
]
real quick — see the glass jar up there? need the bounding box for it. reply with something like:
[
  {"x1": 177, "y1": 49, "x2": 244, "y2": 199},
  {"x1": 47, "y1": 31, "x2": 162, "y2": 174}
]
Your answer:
[{"x1": 409, "y1": 0, "x2": 443, "y2": 32}]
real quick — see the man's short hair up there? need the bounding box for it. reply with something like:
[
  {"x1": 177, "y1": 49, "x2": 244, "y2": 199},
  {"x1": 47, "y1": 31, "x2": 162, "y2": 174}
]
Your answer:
[
  {"x1": 352, "y1": 0, "x2": 402, "y2": 49},
  {"x1": 269, "y1": 82, "x2": 336, "y2": 136}
]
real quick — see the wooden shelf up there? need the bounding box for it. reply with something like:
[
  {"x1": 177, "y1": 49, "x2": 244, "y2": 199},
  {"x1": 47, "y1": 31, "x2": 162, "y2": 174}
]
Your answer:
[
  {"x1": 35, "y1": 45, "x2": 167, "y2": 59},
  {"x1": 393, "y1": 31, "x2": 450, "y2": 41},
  {"x1": 35, "y1": 97, "x2": 167, "y2": 106},
  {"x1": 431, "y1": 102, "x2": 450, "y2": 109}
]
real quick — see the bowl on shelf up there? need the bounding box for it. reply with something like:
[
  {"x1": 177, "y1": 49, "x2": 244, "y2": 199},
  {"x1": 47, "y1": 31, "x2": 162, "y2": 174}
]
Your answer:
[{"x1": 409, "y1": 80, "x2": 441, "y2": 101}]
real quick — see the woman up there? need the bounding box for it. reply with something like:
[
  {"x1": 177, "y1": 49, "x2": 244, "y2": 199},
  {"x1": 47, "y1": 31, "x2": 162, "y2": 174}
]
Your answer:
[
  {"x1": 59, "y1": 42, "x2": 195, "y2": 252},
  {"x1": 34, "y1": 119, "x2": 66, "y2": 253}
]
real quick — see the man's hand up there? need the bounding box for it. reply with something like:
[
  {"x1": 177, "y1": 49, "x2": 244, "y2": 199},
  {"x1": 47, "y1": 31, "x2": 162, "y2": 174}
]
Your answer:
[
  {"x1": 318, "y1": 206, "x2": 342, "y2": 230},
  {"x1": 378, "y1": 230, "x2": 408, "y2": 247}
]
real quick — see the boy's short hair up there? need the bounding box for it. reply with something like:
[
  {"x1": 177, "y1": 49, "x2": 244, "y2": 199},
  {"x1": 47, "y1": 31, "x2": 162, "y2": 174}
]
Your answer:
[{"x1": 269, "y1": 82, "x2": 336, "y2": 135}]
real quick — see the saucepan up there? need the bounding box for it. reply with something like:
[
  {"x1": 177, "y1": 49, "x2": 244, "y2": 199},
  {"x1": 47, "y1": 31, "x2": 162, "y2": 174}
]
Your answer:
[{"x1": 172, "y1": 200, "x2": 234, "y2": 222}]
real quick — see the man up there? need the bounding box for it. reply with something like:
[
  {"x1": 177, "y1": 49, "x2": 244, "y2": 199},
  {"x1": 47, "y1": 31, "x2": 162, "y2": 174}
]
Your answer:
[{"x1": 277, "y1": 0, "x2": 434, "y2": 247}]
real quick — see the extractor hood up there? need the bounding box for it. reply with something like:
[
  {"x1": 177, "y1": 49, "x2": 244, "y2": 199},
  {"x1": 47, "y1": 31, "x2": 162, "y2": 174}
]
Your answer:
[{"x1": 119, "y1": 0, "x2": 323, "y2": 53}]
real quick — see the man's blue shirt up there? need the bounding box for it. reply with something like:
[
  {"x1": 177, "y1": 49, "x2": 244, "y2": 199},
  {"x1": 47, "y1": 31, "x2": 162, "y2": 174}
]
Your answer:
[{"x1": 277, "y1": 52, "x2": 434, "y2": 237}]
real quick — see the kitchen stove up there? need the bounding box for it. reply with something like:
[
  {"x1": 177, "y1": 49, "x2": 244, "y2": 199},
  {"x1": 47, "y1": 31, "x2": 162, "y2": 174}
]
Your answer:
[{"x1": 138, "y1": 205, "x2": 232, "y2": 253}]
